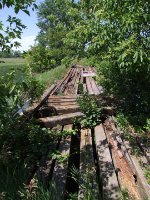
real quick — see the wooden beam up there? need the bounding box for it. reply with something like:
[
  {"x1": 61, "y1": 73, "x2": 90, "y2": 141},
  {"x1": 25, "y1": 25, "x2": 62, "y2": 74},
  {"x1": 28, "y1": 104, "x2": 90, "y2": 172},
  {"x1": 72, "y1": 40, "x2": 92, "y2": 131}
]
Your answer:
[
  {"x1": 95, "y1": 125, "x2": 120, "y2": 200},
  {"x1": 78, "y1": 129, "x2": 99, "y2": 199},
  {"x1": 86, "y1": 77, "x2": 94, "y2": 95},
  {"x1": 51, "y1": 125, "x2": 72, "y2": 198},
  {"x1": 38, "y1": 112, "x2": 84, "y2": 128},
  {"x1": 89, "y1": 77, "x2": 100, "y2": 95}
]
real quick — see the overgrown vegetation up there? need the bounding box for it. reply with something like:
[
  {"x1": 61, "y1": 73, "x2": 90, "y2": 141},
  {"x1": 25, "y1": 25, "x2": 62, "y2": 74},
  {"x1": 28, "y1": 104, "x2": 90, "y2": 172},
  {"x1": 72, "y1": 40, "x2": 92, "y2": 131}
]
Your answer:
[
  {"x1": 26, "y1": 0, "x2": 77, "y2": 72},
  {"x1": 36, "y1": 64, "x2": 68, "y2": 88},
  {"x1": 77, "y1": 93, "x2": 101, "y2": 129},
  {"x1": 0, "y1": 0, "x2": 150, "y2": 198},
  {"x1": 0, "y1": 58, "x2": 26, "y2": 75},
  {"x1": 28, "y1": 0, "x2": 150, "y2": 134},
  {"x1": 0, "y1": 0, "x2": 37, "y2": 51}
]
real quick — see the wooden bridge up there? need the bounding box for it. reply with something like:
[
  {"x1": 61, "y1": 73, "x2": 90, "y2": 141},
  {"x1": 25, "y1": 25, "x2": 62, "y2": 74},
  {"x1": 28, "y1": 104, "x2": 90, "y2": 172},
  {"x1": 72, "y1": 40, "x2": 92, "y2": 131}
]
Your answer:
[{"x1": 23, "y1": 65, "x2": 150, "y2": 200}]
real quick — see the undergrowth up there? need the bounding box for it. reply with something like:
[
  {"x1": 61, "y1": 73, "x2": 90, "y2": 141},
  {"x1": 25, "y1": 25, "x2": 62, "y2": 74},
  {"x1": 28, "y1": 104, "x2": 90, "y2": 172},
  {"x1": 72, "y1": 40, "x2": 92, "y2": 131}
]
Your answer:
[
  {"x1": 36, "y1": 64, "x2": 68, "y2": 89},
  {"x1": 77, "y1": 93, "x2": 101, "y2": 129}
]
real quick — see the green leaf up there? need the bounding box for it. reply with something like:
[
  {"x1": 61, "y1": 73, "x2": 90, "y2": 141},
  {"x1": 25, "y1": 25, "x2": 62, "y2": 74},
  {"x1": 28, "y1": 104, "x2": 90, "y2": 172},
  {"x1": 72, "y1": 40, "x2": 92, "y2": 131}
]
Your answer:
[
  {"x1": 9, "y1": 85, "x2": 16, "y2": 95},
  {"x1": 133, "y1": 51, "x2": 138, "y2": 63},
  {"x1": 22, "y1": 10, "x2": 30, "y2": 16}
]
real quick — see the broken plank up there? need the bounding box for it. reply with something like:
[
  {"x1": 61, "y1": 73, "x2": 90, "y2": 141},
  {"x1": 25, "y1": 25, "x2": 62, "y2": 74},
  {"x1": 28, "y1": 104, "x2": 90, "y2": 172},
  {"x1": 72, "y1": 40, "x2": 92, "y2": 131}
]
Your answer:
[
  {"x1": 50, "y1": 125, "x2": 72, "y2": 198},
  {"x1": 51, "y1": 68, "x2": 74, "y2": 95},
  {"x1": 95, "y1": 125, "x2": 120, "y2": 200},
  {"x1": 78, "y1": 129, "x2": 99, "y2": 200},
  {"x1": 89, "y1": 77, "x2": 100, "y2": 95},
  {"x1": 86, "y1": 77, "x2": 94, "y2": 95}
]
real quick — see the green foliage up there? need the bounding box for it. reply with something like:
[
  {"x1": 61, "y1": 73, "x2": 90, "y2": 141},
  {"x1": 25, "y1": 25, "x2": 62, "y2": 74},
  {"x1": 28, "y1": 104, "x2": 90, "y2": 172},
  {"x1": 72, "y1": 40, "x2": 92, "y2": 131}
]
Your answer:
[
  {"x1": 71, "y1": 166, "x2": 100, "y2": 200},
  {"x1": 121, "y1": 188, "x2": 134, "y2": 200},
  {"x1": 65, "y1": 0, "x2": 150, "y2": 116},
  {"x1": 0, "y1": 58, "x2": 26, "y2": 75},
  {"x1": 77, "y1": 93, "x2": 101, "y2": 128},
  {"x1": 0, "y1": 67, "x2": 43, "y2": 114},
  {"x1": 36, "y1": 64, "x2": 68, "y2": 88},
  {"x1": 115, "y1": 114, "x2": 145, "y2": 156},
  {"x1": 0, "y1": 0, "x2": 37, "y2": 51},
  {"x1": 0, "y1": 50, "x2": 22, "y2": 58},
  {"x1": 26, "y1": 45, "x2": 56, "y2": 72},
  {"x1": 0, "y1": 124, "x2": 75, "y2": 199},
  {"x1": 78, "y1": 82, "x2": 84, "y2": 94},
  {"x1": 27, "y1": 0, "x2": 78, "y2": 72},
  {"x1": 144, "y1": 118, "x2": 150, "y2": 133},
  {"x1": 115, "y1": 113, "x2": 129, "y2": 135},
  {"x1": 144, "y1": 166, "x2": 150, "y2": 185},
  {"x1": 0, "y1": 163, "x2": 27, "y2": 199},
  {"x1": 19, "y1": 179, "x2": 61, "y2": 200},
  {"x1": 0, "y1": 66, "x2": 45, "y2": 168}
]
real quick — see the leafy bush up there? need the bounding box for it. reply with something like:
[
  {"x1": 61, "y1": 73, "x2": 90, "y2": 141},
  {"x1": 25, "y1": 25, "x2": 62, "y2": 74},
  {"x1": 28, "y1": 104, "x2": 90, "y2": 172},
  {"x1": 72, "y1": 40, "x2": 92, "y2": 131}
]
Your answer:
[
  {"x1": 0, "y1": 66, "x2": 44, "y2": 161},
  {"x1": 77, "y1": 93, "x2": 101, "y2": 128}
]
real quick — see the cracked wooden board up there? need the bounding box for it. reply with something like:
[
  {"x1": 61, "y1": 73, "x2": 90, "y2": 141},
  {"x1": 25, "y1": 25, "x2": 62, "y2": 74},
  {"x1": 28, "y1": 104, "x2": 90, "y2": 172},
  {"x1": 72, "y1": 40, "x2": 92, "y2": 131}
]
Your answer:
[{"x1": 95, "y1": 124, "x2": 120, "y2": 200}]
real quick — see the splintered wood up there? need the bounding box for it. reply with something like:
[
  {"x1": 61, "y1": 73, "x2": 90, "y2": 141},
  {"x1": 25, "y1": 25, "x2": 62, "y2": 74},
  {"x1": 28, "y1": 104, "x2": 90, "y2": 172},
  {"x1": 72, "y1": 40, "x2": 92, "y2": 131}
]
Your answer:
[
  {"x1": 79, "y1": 129, "x2": 99, "y2": 199},
  {"x1": 95, "y1": 125, "x2": 120, "y2": 200},
  {"x1": 104, "y1": 118, "x2": 141, "y2": 200},
  {"x1": 51, "y1": 125, "x2": 72, "y2": 198}
]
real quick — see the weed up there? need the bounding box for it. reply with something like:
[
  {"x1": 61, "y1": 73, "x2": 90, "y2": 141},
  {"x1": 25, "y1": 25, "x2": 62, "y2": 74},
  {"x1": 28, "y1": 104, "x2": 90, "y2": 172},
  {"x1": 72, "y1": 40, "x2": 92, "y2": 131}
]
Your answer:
[
  {"x1": 19, "y1": 179, "x2": 60, "y2": 200},
  {"x1": 50, "y1": 150, "x2": 69, "y2": 165},
  {"x1": 78, "y1": 82, "x2": 84, "y2": 94},
  {"x1": 77, "y1": 93, "x2": 101, "y2": 128},
  {"x1": 36, "y1": 65, "x2": 68, "y2": 89},
  {"x1": 144, "y1": 166, "x2": 150, "y2": 185},
  {"x1": 71, "y1": 166, "x2": 100, "y2": 200},
  {"x1": 121, "y1": 188, "x2": 135, "y2": 200}
]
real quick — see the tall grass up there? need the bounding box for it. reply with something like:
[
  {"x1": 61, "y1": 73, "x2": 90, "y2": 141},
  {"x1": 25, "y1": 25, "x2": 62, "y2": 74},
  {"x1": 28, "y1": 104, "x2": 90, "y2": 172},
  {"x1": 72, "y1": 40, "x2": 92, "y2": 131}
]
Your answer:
[
  {"x1": 0, "y1": 58, "x2": 26, "y2": 75},
  {"x1": 0, "y1": 163, "x2": 62, "y2": 200},
  {"x1": 0, "y1": 163, "x2": 27, "y2": 199},
  {"x1": 36, "y1": 65, "x2": 69, "y2": 88}
]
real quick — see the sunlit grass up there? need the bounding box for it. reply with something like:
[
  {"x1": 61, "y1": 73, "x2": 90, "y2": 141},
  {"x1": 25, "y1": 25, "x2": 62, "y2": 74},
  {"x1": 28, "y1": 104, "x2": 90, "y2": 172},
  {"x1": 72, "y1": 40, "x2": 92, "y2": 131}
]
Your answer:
[
  {"x1": 36, "y1": 64, "x2": 69, "y2": 88},
  {"x1": 0, "y1": 58, "x2": 26, "y2": 75}
]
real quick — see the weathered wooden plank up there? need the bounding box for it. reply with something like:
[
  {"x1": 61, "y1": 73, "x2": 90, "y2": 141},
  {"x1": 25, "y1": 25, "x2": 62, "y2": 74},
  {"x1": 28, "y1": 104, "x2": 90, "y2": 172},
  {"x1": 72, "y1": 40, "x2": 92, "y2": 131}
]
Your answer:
[
  {"x1": 82, "y1": 72, "x2": 96, "y2": 77},
  {"x1": 47, "y1": 99, "x2": 77, "y2": 103},
  {"x1": 54, "y1": 105, "x2": 80, "y2": 115},
  {"x1": 52, "y1": 68, "x2": 74, "y2": 94},
  {"x1": 64, "y1": 68, "x2": 80, "y2": 95},
  {"x1": 78, "y1": 129, "x2": 99, "y2": 200},
  {"x1": 51, "y1": 125, "x2": 72, "y2": 198},
  {"x1": 95, "y1": 125, "x2": 120, "y2": 200},
  {"x1": 38, "y1": 112, "x2": 84, "y2": 128},
  {"x1": 129, "y1": 155, "x2": 150, "y2": 200},
  {"x1": 47, "y1": 102, "x2": 77, "y2": 106},
  {"x1": 74, "y1": 70, "x2": 81, "y2": 94},
  {"x1": 104, "y1": 118, "x2": 141, "y2": 200},
  {"x1": 48, "y1": 95, "x2": 77, "y2": 99},
  {"x1": 86, "y1": 77, "x2": 94, "y2": 95},
  {"x1": 89, "y1": 77, "x2": 100, "y2": 95}
]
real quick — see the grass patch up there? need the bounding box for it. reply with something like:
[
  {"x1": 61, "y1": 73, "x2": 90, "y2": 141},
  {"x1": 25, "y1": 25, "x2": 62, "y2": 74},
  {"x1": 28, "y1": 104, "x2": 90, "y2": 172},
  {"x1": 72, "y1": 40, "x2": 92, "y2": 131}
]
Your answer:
[
  {"x1": 0, "y1": 58, "x2": 26, "y2": 75},
  {"x1": 0, "y1": 163, "x2": 27, "y2": 199},
  {"x1": 36, "y1": 65, "x2": 69, "y2": 88}
]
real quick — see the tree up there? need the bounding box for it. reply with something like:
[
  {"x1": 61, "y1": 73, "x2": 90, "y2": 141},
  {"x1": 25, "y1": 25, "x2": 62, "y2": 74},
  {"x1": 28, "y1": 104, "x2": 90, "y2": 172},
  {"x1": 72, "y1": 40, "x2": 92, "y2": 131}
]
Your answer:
[
  {"x1": 65, "y1": 0, "x2": 150, "y2": 114},
  {"x1": 27, "y1": 0, "x2": 78, "y2": 72},
  {"x1": 0, "y1": 0, "x2": 37, "y2": 51}
]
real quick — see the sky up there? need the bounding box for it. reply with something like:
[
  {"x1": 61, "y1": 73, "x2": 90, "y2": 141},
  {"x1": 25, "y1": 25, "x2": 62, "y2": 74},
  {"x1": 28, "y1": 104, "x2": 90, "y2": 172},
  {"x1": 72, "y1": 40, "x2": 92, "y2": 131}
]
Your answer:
[{"x1": 0, "y1": 0, "x2": 44, "y2": 51}]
